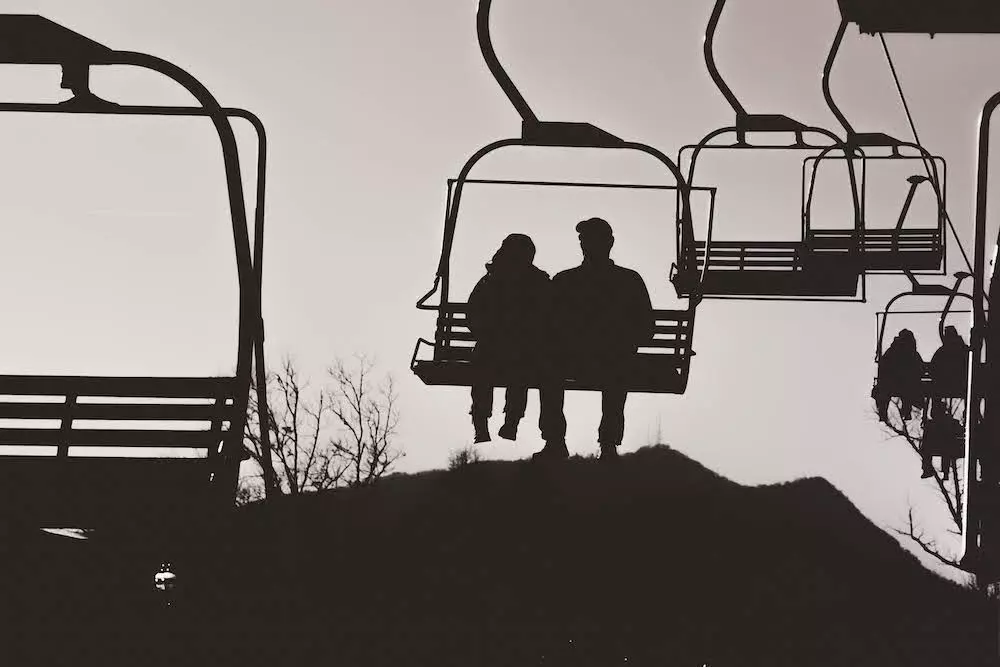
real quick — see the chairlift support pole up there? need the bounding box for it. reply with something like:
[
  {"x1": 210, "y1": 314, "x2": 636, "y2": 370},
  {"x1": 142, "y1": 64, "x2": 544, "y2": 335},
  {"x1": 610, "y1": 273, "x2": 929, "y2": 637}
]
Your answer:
[
  {"x1": 477, "y1": 0, "x2": 537, "y2": 126},
  {"x1": 966, "y1": 92, "x2": 1000, "y2": 586},
  {"x1": 703, "y1": 0, "x2": 747, "y2": 131}
]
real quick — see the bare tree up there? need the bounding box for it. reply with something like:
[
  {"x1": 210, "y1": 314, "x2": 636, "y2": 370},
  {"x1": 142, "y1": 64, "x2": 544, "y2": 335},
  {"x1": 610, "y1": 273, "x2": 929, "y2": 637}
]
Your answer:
[
  {"x1": 241, "y1": 355, "x2": 402, "y2": 500},
  {"x1": 877, "y1": 396, "x2": 968, "y2": 572},
  {"x1": 327, "y1": 355, "x2": 403, "y2": 487}
]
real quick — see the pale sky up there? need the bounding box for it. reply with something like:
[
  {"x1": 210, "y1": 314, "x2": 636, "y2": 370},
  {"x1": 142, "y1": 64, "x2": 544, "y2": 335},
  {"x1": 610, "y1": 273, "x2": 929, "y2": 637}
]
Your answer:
[{"x1": 9, "y1": 0, "x2": 1000, "y2": 581}]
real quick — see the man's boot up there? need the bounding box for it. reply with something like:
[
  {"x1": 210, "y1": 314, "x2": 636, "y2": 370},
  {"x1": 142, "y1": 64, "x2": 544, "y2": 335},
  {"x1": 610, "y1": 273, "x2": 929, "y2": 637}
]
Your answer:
[
  {"x1": 531, "y1": 440, "x2": 568, "y2": 462},
  {"x1": 599, "y1": 442, "x2": 619, "y2": 460}
]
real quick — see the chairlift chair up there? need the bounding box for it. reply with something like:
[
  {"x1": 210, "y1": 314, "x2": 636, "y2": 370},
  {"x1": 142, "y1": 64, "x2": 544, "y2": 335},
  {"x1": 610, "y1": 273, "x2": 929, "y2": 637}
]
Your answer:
[
  {"x1": 0, "y1": 16, "x2": 266, "y2": 534},
  {"x1": 873, "y1": 272, "x2": 972, "y2": 414},
  {"x1": 410, "y1": 0, "x2": 701, "y2": 395},
  {"x1": 670, "y1": 0, "x2": 866, "y2": 301},
  {"x1": 808, "y1": 16, "x2": 950, "y2": 275},
  {"x1": 802, "y1": 154, "x2": 946, "y2": 275}
]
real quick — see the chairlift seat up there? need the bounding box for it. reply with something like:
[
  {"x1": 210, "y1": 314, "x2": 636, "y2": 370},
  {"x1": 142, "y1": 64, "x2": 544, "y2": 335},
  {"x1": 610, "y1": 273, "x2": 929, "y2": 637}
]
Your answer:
[
  {"x1": 921, "y1": 373, "x2": 968, "y2": 400},
  {"x1": 873, "y1": 373, "x2": 968, "y2": 405},
  {"x1": 0, "y1": 375, "x2": 238, "y2": 529},
  {"x1": 411, "y1": 306, "x2": 693, "y2": 394},
  {"x1": 672, "y1": 240, "x2": 862, "y2": 297},
  {"x1": 838, "y1": 0, "x2": 1000, "y2": 34},
  {"x1": 806, "y1": 228, "x2": 943, "y2": 271}
]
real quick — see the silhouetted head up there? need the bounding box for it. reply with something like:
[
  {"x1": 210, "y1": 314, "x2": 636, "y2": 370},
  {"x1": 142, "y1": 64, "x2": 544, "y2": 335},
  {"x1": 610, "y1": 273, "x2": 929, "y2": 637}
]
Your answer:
[
  {"x1": 489, "y1": 233, "x2": 536, "y2": 271},
  {"x1": 576, "y1": 217, "x2": 614, "y2": 262},
  {"x1": 943, "y1": 325, "x2": 964, "y2": 346},
  {"x1": 895, "y1": 328, "x2": 917, "y2": 351}
]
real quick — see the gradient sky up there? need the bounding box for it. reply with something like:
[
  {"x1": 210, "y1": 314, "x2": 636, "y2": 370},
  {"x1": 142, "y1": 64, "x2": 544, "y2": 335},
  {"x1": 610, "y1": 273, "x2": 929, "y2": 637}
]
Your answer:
[{"x1": 11, "y1": 0, "x2": 1000, "y2": 580}]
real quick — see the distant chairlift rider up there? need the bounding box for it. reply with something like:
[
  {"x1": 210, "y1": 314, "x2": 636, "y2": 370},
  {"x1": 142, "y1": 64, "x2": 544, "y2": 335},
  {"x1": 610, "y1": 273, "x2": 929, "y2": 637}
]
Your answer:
[
  {"x1": 873, "y1": 328, "x2": 925, "y2": 424},
  {"x1": 928, "y1": 325, "x2": 969, "y2": 399}
]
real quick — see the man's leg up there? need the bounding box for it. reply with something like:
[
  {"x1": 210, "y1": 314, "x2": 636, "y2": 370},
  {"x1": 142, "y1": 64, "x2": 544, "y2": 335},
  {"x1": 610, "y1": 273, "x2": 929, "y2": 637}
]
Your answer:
[
  {"x1": 534, "y1": 384, "x2": 568, "y2": 460},
  {"x1": 599, "y1": 387, "x2": 627, "y2": 458},
  {"x1": 470, "y1": 384, "x2": 493, "y2": 443}
]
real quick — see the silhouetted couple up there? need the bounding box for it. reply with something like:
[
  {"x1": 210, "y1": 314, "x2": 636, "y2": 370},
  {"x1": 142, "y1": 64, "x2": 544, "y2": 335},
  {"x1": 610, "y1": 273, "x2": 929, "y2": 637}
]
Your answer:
[
  {"x1": 466, "y1": 218, "x2": 654, "y2": 461},
  {"x1": 872, "y1": 325, "x2": 969, "y2": 480},
  {"x1": 873, "y1": 325, "x2": 969, "y2": 425}
]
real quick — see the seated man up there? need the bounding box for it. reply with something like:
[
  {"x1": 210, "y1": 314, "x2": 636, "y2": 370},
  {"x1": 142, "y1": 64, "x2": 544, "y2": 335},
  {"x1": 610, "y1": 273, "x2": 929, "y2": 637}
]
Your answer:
[
  {"x1": 534, "y1": 217, "x2": 654, "y2": 461},
  {"x1": 928, "y1": 325, "x2": 969, "y2": 399}
]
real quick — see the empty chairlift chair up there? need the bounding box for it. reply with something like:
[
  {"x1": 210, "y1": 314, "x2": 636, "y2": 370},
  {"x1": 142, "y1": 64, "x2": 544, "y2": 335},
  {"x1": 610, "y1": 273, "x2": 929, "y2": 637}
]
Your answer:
[
  {"x1": 670, "y1": 0, "x2": 865, "y2": 300},
  {"x1": 410, "y1": 0, "x2": 701, "y2": 395},
  {"x1": 0, "y1": 16, "x2": 266, "y2": 533},
  {"x1": 807, "y1": 12, "x2": 949, "y2": 277}
]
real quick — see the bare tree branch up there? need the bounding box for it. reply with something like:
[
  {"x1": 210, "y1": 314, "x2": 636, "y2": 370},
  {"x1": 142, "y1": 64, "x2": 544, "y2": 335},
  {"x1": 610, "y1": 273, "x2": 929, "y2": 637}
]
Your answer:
[
  {"x1": 890, "y1": 506, "x2": 962, "y2": 570},
  {"x1": 879, "y1": 397, "x2": 963, "y2": 528},
  {"x1": 239, "y1": 354, "x2": 403, "y2": 500},
  {"x1": 876, "y1": 396, "x2": 968, "y2": 574}
]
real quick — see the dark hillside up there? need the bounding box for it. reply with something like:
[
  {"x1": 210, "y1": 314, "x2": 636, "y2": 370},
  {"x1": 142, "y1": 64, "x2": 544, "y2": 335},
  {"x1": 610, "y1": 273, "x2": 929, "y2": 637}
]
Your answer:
[
  {"x1": 2, "y1": 445, "x2": 994, "y2": 666},
  {"x1": 208, "y1": 445, "x2": 994, "y2": 666}
]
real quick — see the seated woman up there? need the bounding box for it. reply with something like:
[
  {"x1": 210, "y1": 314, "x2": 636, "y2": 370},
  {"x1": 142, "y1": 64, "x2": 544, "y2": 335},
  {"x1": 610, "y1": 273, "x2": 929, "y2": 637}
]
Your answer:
[
  {"x1": 873, "y1": 328, "x2": 925, "y2": 424},
  {"x1": 466, "y1": 234, "x2": 553, "y2": 443}
]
